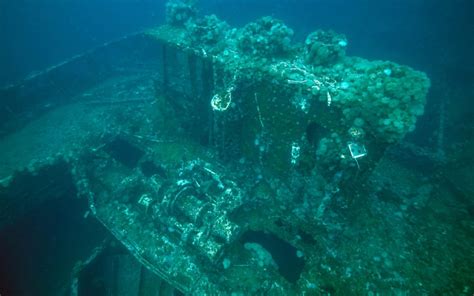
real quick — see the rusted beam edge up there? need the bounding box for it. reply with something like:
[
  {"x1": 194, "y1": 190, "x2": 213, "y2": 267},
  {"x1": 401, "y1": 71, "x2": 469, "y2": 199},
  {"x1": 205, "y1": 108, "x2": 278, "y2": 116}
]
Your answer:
[
  {"x1": 0, "y1": 31, "x2": 147, "y2": 91},
  {"x1": 188, "y1": 53, "x2": 198, "y2": 96},
  {"x1": 162, "y1": 44, "x2": 169, "y2": 93},
  {"x1": 64, "y1": 238, "x2": 110, "y2": 296},
  {"x1": 83, "y1": 98, "x2": 155, "y2": 106},
  {"x1": 92, "y1": 213, "x2": 193, "y2": 294}
]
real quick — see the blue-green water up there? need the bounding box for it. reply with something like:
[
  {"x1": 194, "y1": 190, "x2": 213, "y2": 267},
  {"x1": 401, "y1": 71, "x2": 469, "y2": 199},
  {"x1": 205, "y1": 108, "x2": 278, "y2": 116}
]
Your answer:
[{"x1": 0, "y1": 0, "x2": 472, "y2": 295}]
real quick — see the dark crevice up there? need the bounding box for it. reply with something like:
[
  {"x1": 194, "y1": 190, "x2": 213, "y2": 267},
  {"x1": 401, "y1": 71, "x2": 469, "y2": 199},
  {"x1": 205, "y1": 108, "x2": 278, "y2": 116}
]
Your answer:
[
  {"x1": 306, "y1": 121, "x2": 328, "y2": 146},
  {"x1": 297, "y1": 229, "x2": 316, "y2": 245},
  {"x1": 104, "y1": 137, "x2": 144, "y2": 168},
  {"x1": 140, "y1": 160, "x2": 167, "y2": 178},
  {"x1": 0, "y1": 160, "x2": 76, "y2": 230},
  {"x1": 0, "y1": 194, "x2": 107, "y2": 296},
  {"x1": 241, "y1": 230, "x2": 305, "y2": 284}
]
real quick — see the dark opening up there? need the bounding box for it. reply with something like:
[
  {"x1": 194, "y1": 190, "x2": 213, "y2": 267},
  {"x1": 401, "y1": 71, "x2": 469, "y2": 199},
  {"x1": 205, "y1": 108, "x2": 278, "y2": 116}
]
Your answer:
[
  {"x1": 241, "y1": 230, "x2": 305, "y2": 284},
  {"x1": 306, "y1": 121, "x2": 328, "y2": 145},
  {"x1": 297, "y1": 229, "x2": 316, "y2": 245},
  {"x1": 78, "y1": 245, "x2": 181, "y2": 296},
  {"x1": 0, "y1": 160, "x2": 76, "y2": 228},
  {"x1": 104, "y1": 138, "x2": 144, "y2": 168},
  {"x1": 468, "y1": 204, "x2": 474, "y2": 218},
  {"x1": 140, "y1": 160, "x2": 167, "y2": 178},
  {"x1": 377, "y1": 187, "x2": 403, "y2": 205},
  {"x1": 0, "y1": 194, "x2": 107, "y2": 296}
]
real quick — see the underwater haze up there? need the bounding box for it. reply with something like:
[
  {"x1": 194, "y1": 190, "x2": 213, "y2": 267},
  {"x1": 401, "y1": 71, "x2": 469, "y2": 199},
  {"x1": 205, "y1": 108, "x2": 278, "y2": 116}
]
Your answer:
[
  {"x1": 1, "y1": 0, "x2": 472, "y2": 86},
  {"x1": 0, "y1": 0, "x2": 473, "y2": 295}
]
